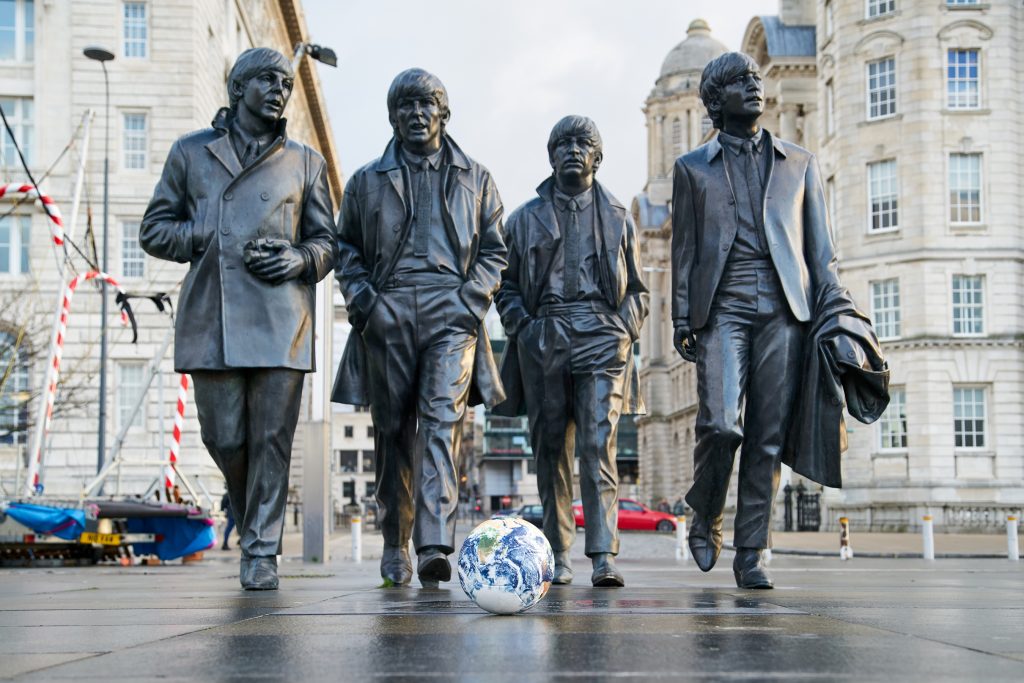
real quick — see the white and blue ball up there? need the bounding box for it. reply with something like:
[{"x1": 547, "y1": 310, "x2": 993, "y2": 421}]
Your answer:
[{"x1": 458, "y1": 517, "x2": 554, "y2": 615}]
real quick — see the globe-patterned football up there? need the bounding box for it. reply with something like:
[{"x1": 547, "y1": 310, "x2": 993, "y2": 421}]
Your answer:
[{"x1": 457, "y1": 517, "x2": 555, "y2": 615}]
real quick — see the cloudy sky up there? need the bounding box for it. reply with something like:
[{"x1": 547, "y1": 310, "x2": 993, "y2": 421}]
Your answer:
[{"x1": 302, "y1": 0, "x2": 777, "y2": 210}]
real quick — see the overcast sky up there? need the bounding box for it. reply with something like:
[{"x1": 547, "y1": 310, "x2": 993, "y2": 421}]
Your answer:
[{"x1": 302, "y1": 0, "x2": 777, "y2": 210}]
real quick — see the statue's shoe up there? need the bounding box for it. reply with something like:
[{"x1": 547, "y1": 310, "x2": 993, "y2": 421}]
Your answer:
[
  {"x1": 240, "y1": 556, "x2": 279, "y2": 591},
  {"x1": 590, "y1": 554, "x2": 625, "y2": 588},
  {"x1": 552, "y1": 551, "x2": 574, "y2": 585},
  {"x1": 417, "y1": 547, "x2": 451, "y2": 588},
  {"x1": 733, "y1": 548, "x2": 774, "y2": 589},
  {"x1": 380, "y1": 543, "x2": 413, "y2": 586},
  {"x1": 687, "y1": 510, "x2": 723, "y2": 572}
]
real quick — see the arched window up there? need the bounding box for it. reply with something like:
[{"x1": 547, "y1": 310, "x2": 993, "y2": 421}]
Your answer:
[
  {"x1": 671, "y1": 117, "x2": 683, "y2": 155},
  {"x1": 0, "y1": 329, "x2": 30, "y2": 445}
]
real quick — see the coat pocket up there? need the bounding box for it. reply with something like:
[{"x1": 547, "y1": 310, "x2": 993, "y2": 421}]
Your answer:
[{"x1": 191, "y1": 197, "x2": 209, "y2": 255}]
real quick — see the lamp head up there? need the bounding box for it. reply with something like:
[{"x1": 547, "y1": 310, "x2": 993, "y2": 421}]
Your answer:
[{"x1": 83, "y1": 46, "x2": 115, "y2": 62}]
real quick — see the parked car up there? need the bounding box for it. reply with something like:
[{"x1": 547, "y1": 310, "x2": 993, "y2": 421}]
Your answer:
[
  {"x1": 572, "y1": 498, "x2": 677, "y2": 532},
  {"x1": 491, "y1": 504, "x2": 545, "y2": 529}
]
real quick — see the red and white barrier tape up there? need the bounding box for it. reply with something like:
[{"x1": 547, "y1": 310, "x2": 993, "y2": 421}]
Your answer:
[
  {"x1": 164, "y1": 374, "x2": 189, "y2": 489},
  {"x1": 23, "y1": 271, "x2": 129, "y2": 495},
  {"x1": 0, "y1": 183, "x2": 64, "y2": 245}
]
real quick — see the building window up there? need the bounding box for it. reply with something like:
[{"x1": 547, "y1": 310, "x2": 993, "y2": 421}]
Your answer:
[
  {"x1": 946, "y1": 49, "x2": 980, "y2": 110},
  {"x1": 0, "y1": 0, "x2": 33, "y2": 62},
  {"x1": 120, "y1": 221, "x2": 145, "y2": 278},
  {"x1": 871, "y1": 279, "x2": 901, "y2": 340},
  {"x1": 117, "y1": 362, "x2": 146, "y2": 430},
  {"x1": 671, "y1": 117, "x2": 682, "y2": 156},
  {"x1": 946, "y1": 0, "x2": 979, "y2": 5},
  {"x1": 866, "y1": 57, "x2": 896, "y2": 120},
  {"x1": 867, "y1": 159, "x2": 898, "y2": 232},
  {"x1": 953, "y1": 387, "x2": 985, "y2": 449},
  {"x1": 951, "y1": 275, "x2": 984, "y2": 336},
  {"x1": 0, "y1": 329, "x2": 29, "y2": 444},
  {"x1": 949, "y1": 153, "x2": 982, "y2": 225},
  {"x1": 122, "y1": 112, "x2": 147, "y2": 170},
  {"x1": 700, "y1": 115, "x2": 713, "y2": 138},
  {"x1": 343, "y1": 425, "x2": 353, "y2": 438},
  {"x1": 123, "y1": 2, "x2": 147, "y2": 58},
  {"x1": 0, "y1": 215, "x2": 29, "y2": 274},
  {"x1": 367, "y1": 425, "x2": 374, "y2": 438},
  {"x1": 824, "y1": 0, "x2": 835, "y2": 38},
  {"x1": 877, "y1": 388, "x2": 906, "y2": 450},
  {"x1": 0, "y1": 96, "x2": 33, "y2": 166},
  {"x1": 825, "y1": 79, "x2": 836, "y2": 137},
  {"x1": 336, "y1": 449, "x2": 358, "y2": 472},
  {"x1": 866, "y1": 0, "x2": 896, "y2": 19}
]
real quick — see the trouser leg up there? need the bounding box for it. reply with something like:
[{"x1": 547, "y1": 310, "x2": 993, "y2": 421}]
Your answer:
[
  {"x1": 572, "y1": 316, "x2": 631, "y2": 557},
  {"x1": 519, "y1": 317, "x2": 575, "y2": 553},
  {"x1": 363, "y1": 292, "x2": 417, "y2": 549},
  {"x1": 685, "y1": 312, "x2": 749, "y2": 522},
  {"x1": 734, "y1": 282, "x2": 804, "y2": 549},
  {"x1": 412, "y1": 287, "x2": 477, "y2": 554},
  {"x1": 192, "y1": 371, "x2": 248, "y2": 530},
  {"x1": 242, "y1": 368, "x2": 304, "y2": 557}
]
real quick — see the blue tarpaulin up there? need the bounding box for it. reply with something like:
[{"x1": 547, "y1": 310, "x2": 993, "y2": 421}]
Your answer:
[
  {"x1": 126, "y1": 516, "x2": 216, "y2": 561},
  {"x1": 4, "y1": 503, "x2": 87, "y2": 540}
]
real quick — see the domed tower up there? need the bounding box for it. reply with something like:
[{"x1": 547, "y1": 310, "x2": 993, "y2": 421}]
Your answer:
[{"x1": 632, "y1": 20, "x2": 726, "y2": 507}]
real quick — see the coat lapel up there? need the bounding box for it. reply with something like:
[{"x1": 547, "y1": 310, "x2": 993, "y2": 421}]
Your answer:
[{"x1": 205, "y1": 134, "x2": 243, "y2": 178}]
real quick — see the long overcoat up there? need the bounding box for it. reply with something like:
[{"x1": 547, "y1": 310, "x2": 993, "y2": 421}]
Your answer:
[
  {"x1": 331, "y1": 135, "x2": 507, "y2": 407},
  {"x1": 671, "y1": 132, "x2": 842, "y2": 331},
  {"x1": 493, "y1": 177, "x2": 649, "y2": 417},
  {"x1": 140, "y1": 110, "x2": 336, "y2": 372}
]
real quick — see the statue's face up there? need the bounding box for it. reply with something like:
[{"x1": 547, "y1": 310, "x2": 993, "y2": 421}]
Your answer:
[
  {"x1": 395, "y1": 92, "x2": 443, "y2": 150},
  {"x1": 718, "y1": 66, "x2": 764, "y2": 123},
  {"x1": 550, "y1": 134, "x2": 601, "y2": 190},
  {"x1": 239, "y1": 67, "x2": 294, "y2": 125}
]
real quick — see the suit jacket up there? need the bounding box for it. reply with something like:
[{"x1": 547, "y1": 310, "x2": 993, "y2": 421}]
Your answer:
[
  {"x1": 493, "y1": 177, "x2": 649, "y2": 417},
  {"x1": 671, "y1": 131, "x2": 843, "y2": 331},
  {"x1": 140, "y1": 109, "x2": 336, "y2": 372},
  {"x1": 331, "y1": 135, "x2": 507, "y2": 407},
  {"x1": 782, "y1": 290, "x2": 890, "y2": 488}
]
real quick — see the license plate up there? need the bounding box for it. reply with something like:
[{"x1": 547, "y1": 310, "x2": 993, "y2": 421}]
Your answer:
[{"x1": 79, "y1": 532, "x2": 121, "y2": 545}]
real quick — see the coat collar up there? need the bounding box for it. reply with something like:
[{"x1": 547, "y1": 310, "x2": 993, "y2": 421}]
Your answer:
[
  {"x1": 705, "y1": 128, "x2": 787, "y2": 163},
  {"x1": 207, "y1": 107, "x2": 287, "y2": 177},
  {"x1": 530, "y1": 176, "x2": 625, "y2": 240},
  {"x1": 376, "y1": 134, "x2": 471, "y2": 172}
]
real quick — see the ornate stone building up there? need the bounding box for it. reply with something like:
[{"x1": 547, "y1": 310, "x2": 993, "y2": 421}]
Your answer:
[
  {"x1": 635, "y1": 1, "x2": 1023, "y2": 531},
  {"x1": 0, "y1": 0, "x2": 341, "y2": 504}
]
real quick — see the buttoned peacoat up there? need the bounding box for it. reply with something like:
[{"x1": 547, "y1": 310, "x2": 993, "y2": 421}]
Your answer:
[
  {"x1": 493, "y1": 177, "x2": 649, "y2": 417},
  {"x1": 140, "y1": 109, "x2": 336, "y2": 372},
  {"x1": 331, "y1": 135, "x2": 506, "y2": 407},
  {"x1": 671, "y1": 132, "x2": 844, "y2": 331}
]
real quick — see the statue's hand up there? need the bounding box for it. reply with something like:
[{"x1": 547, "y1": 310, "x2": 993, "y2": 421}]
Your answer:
[
  {"x1": 673, "y1": 324, "x2": 697, "y2": 363},
  {"x1": 244, "y1": 239, "x2": 307, "y2": 285}
]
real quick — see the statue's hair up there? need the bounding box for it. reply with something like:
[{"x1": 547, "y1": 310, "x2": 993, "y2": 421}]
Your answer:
[
  {"x1": 547, "y1": 115, "x2": 603, "y2": 163},
  {"x1": 227, "y1": 48, "x2": 294, "y2": 110},
  {"x1": 386, "y1": 68, "x2": 450, "y2": 138},
  {"x1": 699, "y1": 51, "x2": 760, "y2": 130}
]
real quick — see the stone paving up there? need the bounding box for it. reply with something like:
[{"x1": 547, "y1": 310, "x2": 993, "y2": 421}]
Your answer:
[{"x1": 1, "y1": 528, "x2": 1021, "y2": 681}]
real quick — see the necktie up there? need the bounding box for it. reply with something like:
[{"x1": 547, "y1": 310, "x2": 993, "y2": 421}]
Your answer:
[
  {"x1": 562, "y1": 198, "x2": 580, "y2": 299},
  {"x1": 742, "y1": 139, "x2": 767, "y2": 251},
  {"x1": 242, "y1": 139, "x2": 260, "y2": 167},
  {"x1": 414, "y1": 158, "x2": 431, "y2": 257}
]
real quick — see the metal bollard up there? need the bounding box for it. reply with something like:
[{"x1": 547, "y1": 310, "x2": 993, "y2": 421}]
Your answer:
[
  {"x1": 1008, "y1": 516, "x2": 1019, "y2": 562},
  {"x1": 922, "y1": 515, "x2": 935, "y2": 560},
  {"x1": 675, "y1": 515, "x2": 689, "y2": 561},
  {"x1": 351, "y1": 516, "x2": 363, "y2": 564},
  {"x1": 839, "y1": 516, "x2": 853, "y2": 561}
]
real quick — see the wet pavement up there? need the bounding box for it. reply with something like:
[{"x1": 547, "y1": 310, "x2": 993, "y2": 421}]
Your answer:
[{"x1": 1, "y1": 532, "x2": 1022, "y2": 681}]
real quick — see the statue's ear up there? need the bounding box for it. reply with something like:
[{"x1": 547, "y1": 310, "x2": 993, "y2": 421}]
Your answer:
[
  {"x1": 229, "y1": 78, "x2": 244, "y2": 102},
  {"x1": 592, "y1": 151, "x2": 604, "y2": 173}
]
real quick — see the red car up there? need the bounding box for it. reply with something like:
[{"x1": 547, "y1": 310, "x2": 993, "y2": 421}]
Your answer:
[{"x1": 573, "y1": 498, "x2": 677, "y2": 532}]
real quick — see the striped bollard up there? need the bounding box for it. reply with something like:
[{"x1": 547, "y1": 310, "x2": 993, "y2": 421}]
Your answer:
[
  {"x1": 839, "y1": 517, "x2": 853, "y2": 561},
  {"x1": 351, "y1": 515, "x2": 363, "y2": 563},
  {"x1": 922, "y1": 515, "x2": 935, "y2": 560},
  {"x1": 675, "y1": 515, "x2": 689, "y2": 561},
  {"x1": 1008, "y1": 516, "x2": 1019, "y2": 562}
]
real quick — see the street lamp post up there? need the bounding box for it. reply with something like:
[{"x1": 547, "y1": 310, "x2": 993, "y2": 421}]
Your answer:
[{"x1": 84, "y1": 46, "x2": 114, "y2": 478}]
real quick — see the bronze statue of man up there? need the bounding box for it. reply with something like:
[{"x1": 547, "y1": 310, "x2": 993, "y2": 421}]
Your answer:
[
  {"x1": 671, "y1": 52, "x2": 847, "y2": 588},
  {"x1": 495, "y1": 116, "x2": 648, "y2": 587},
  {"x1": 332, "y1": 69, "x2": 506, "y2": 588},
  {"x1": 141, "y1": 48, "x2": 336, "y2": 590}
]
